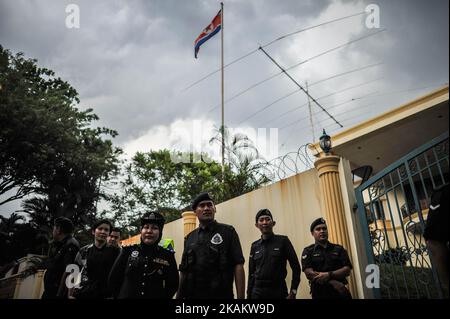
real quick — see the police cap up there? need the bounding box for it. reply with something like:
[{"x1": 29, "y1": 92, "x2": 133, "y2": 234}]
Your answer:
[
  {"x1": 310, "y1": 217, "x2": 326, "y2": 232},
  {"x1": 255, "y1": 208, "x2": 273, "y2": 223},
  {"x1": 191, "y1": 192, "x2": 214, "y2": 210},
  {"x1": 140, "y1": 211, "x2": 165, "y2": 230}
]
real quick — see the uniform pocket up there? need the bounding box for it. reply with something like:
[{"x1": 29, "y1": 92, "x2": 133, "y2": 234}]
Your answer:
[{"x1": 270, "y1": 250, "x2": 283, "y2": 268}]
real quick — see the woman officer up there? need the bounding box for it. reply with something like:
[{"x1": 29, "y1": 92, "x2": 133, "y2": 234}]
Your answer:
[{"x1": 108, "y1": 212, "x2": 179, "y2": 298}]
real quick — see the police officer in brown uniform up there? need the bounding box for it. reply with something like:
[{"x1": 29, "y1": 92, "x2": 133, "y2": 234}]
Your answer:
[
  {"x1": 108, "y1": 212, "x2": 179, "y2": 299},
  {"x1": 301, "y1": 218, "x2": 352, "y2": 299}
]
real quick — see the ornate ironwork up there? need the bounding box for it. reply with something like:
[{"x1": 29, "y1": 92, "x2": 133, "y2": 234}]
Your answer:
[
  {"x1": 398, "y1": 164, "x2": 408, "y2": 181},
  {"x1": 435, "y1": 139, "x2": 449, "y2": 160},
  {"x1": 356, "y1": 134, "x2": 448, "y2": 299},
  {"x1": 408, "y1": 158, "x2": 418, "y2": 174}
]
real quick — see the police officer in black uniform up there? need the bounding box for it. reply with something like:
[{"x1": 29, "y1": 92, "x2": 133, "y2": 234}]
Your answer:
[
  {"x1": 247, "y1": 209, "x2": 301, "y2": 299},
  {"x1": 177, "y1": 192, "x2": 246, "y2": 299},
  {"x1": 424, "y1": 183, "x2": 449, "y2": 295},
  {"x1": 108, "y1": 212, "x2": 179, "y2": 299},
  {"x1": 301, "y1": 218, "x2": 352, "y2": 299},
  {"x1": 69, "y1": 219, "x2": 119, "y2": 299},
  {"x1": 42, "y1": 217, "x2": 80, "y2": 299}
]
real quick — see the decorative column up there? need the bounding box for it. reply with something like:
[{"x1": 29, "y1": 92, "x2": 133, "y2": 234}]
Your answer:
[
  {"x1": 314, "y1": 154, "x2": 358, "y2": 298},
  {"x1": 32, "y1": 270, "x2": 45, "y2": 299},
  {"x1": 182, "y1": 211, "x2": 197, "y2": 237},
  {"x1": 13, "y1": 277, "x2": 22, "y2": 299}
]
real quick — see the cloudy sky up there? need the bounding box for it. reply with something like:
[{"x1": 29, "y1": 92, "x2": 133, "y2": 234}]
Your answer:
[{"x1": 0, "y1": 0, "x2": 448, "y2": 214}]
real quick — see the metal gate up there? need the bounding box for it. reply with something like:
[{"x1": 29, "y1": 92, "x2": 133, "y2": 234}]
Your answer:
[{"x1": 355, "y1": 132, "x2": 449, "y2": 299}]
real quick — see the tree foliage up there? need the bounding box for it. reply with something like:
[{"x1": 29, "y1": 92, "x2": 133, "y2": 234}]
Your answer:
[
  {"x1": 0, "y1": 46, "x2": 121, "y2": 263},
  {"x1": 107, "y1": 128, "x2": 272, "y2": 236}
]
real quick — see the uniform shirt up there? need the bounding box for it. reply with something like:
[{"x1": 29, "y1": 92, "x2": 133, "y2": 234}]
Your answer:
[
  {"x1": 108, "y1": 243, "x2": 179, "y2": 299},
  {"x1": 301, "y1": 242, "x2": 352, "y2": 299},
  {"x1": 424, "y1": 183, "x2": 449, "y2": 243},
  {"x1": 42, "y1": 235, "x2": 79, "y2": 299},
  {"x1": 247, "y1": 234, "x2": 301, "y2": 299},
  {"x1": 301, "y1": 242, "x2": 352, "y2": 279},
  {"x1": 73, "y1": 243, "x2": 119, "y2": 298},
  {"x1": 179, "y1": 220, "x2": 245, "y2": 299}
]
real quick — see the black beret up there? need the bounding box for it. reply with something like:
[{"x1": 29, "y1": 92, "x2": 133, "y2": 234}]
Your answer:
[
  {"x1": 191, "y1": 192, "x2": 214, "y2": 210},
  {"x1": 140, "y1": 211, "x2": 165, "y2": 229},
  {"x1": 255, "y1": 209, "x2": 273, "y2": 223},
  {"x1": 310, "y1": 217, "x2": 326, "y2": 232}
]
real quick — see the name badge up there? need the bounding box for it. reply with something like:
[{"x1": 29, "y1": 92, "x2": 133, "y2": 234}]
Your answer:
[{"x1": 153, "y1": 258, "x2": 170, "y2": 266}]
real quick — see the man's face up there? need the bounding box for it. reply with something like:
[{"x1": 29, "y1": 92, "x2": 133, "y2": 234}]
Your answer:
[
  {"x1": 255, "y1": 216, "x2": 275, "y2": 235},
  {"x1": 52, "y1": 226, "x2": 61, "y2": 241},
  {"x1": 107, "y1": 231, "x2": 120, "y2": 247},
  {"x1": 140, "y1": 223, "x2": 160, "y2": 245},
  {"x1": 93, "y1": 223, "x2": 110, "y2": 244},
  {"x1": 195, "y1": 200, "x2": 216, "y2": 223},
  {"x1": 312, "y1": 224, "x2": 328, "y2": 243}
]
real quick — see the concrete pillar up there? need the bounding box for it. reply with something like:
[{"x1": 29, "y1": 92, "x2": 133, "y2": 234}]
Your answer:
[
  {"x1": 13, "y1": 277, "x2": 22, "y2": 299},
  {"x1": 182, "y1": 211, "x2": 197, "y2": 237},
  {"x1": 314, "y1": 154, "x2": 359, "y2": 298},
  {"x1": 32, "y1": 270, "x2": 45, "y2": 299}
]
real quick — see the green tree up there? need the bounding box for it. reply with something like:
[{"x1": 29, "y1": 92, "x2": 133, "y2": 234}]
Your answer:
[
  {"x1": 210, "y1": 126, "x2": 272, "y2": 201},
  {"x1": 0, "y1": 46, "x2": 121, "y2": 212},
  {"x1": 104, "y1": 150, "x2": 224, "y2": 236},
  {"x1": 107, "y1": 129, "x2": 272, "y2": 235},
  {"x1": 0, "y1": 46, "x2": 121, "y2": 255},
  {"x1": 0, "y1": 213, "x2": 48, "y2": 265}
]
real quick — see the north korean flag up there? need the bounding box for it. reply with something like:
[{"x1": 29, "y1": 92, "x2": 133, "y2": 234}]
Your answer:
[{"x1": 194, "y1": 10, "x2": 222, "y2": 59}]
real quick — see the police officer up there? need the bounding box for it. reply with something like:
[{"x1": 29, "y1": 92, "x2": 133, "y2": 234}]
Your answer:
[
  {"x1": 69, "y1": 219, "x2": 119, "y2": 299},
  {"x1": 108, "y1": 212, "x2": 179, "y2": 299},
  {"x1": 301, "y1": 218, "x2": 352, "y2": 299},
  {"x1": 41, "y1": 217, "x2": 80, "y2": 299},
  {"x1": 424, "y1": 183, "x2": 449, "y2": 295},
  {"x1": 247, "y1": 209, "x2": 301, "y2": 299},
  {"x1": 176, "y1": 192, "x2": 245, "y2": 299}
]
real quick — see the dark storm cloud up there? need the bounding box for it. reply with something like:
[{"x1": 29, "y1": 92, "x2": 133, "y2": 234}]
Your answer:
[{"x1": 0, "y1": 0, "x2": 448, "y2": 151}]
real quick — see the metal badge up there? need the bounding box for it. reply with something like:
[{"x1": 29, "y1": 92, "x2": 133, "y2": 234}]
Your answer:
[
  {"x1": 211, "y1": 233, "x2": 223, "y2": 245},
  {"x1": 131, "y1": 250, "x2": 139, "y2": 258}
]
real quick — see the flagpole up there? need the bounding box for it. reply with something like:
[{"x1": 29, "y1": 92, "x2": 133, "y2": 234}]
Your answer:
[{"x1": 220, "y1": 2, "x2": 225, "y2": 179}]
